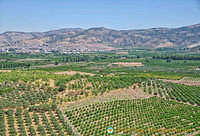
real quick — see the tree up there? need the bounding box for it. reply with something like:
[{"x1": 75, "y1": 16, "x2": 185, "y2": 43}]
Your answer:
[
  {"x1": 55, "y1": 61, "x2": 59, "y2": 65},
  {"x1": 85, "y1": 92, "x2": 89, "y2": 97},
  {"x1": 74, "y1": 95, "x2": 78, "y2": 101},
  {"x1": 58, "y1": 84, "x2": 66, "y2": 92},
  {"x1": 166, "y1": 59, "x2": 171, "y2": 62}
]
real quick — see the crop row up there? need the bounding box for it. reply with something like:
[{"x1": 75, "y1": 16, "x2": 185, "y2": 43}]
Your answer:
[
  {"x1": 0, "y1": 108, "x2": 71, "y2": 136},
  {"x1": 182, "y1": 77, "x2": 200, "y2": 82},
  {"x1": 66, "y1": 97, "x2": 200, "y2": 136},
  {"x1": 140, "y1": 79, "x2": 200, "y2": 106},
  {"x1": 0, "y1": 82, "x2": 58, "y2": 109},
  {"x1": 66, "y1": 76, "x2": 145, "y2": 100}
]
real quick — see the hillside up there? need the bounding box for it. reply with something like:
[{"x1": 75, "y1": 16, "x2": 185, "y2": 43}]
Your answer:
[
  {"x1": 0, "y1": 23, "x2": 200, "y2": 52},
  {"x1": 189, "y1": 45, "x2": 200, "y2": 53},
  {"x1": 0, "y1": 51, "x2": 200, "y2": 136}
]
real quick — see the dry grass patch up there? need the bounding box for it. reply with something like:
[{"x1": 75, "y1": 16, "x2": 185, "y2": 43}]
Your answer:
[
  {"x1": 113, "y1": 62, "x2": 144, "y2": 67},
  {"x1": 54, "y1": 70, "x2": 94, "y2": 76},
  {"x1": 0, "y1": 70, "x2": 11, "y2": 72},
  {"x1": 15, "y1": 58, "x2": 46, "y2": 62}
]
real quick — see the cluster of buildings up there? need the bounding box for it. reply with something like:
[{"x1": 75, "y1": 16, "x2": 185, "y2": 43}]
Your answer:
[{"x1": 0, "y1": 44, "x2": 115, "y2": 54}]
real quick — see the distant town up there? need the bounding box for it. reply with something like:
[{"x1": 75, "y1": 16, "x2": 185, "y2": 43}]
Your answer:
[{"x1": 0, "y1": 44, "x2": 115, "y2": 54}]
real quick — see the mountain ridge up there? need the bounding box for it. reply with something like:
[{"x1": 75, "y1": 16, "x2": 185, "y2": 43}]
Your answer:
[{"x1": 1, "y1": 23, "x2": 200, "y2": 52}]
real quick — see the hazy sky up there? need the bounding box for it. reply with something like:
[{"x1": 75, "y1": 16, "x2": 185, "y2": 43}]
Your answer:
[{"x1": 0, "y1": 0, "x2": 200, "y2": 33}]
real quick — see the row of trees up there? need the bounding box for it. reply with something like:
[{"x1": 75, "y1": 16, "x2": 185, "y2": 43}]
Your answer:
[
  {"x1": 140, "y1": 79, "x2": 200, "y2": 106},
  {"x1": 0, "y1": 82, "x2": 57, "y2": 109},
  {"x1": 0, "y1": 108, "x2": 74, "y2": 136},
  {"x1": 67, "y1": 97, "x2": 199, "y2": 136},
  {"x1": 67, "y1": 76, "x2": 144, "y2": 101},
  {"x1": 152, "y1": 55, "x2": 200, "y2": 60},
  {"x1": 0, "y1": 62, "x2": 31, "y2": 69}
]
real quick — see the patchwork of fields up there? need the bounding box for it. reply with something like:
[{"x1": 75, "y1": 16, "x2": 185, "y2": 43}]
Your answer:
[{"x1": 0, "y1": 51, "x2": 200, "y2": 136}]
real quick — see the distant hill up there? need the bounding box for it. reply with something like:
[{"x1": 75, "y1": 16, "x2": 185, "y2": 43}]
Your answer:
[
  {"x1": 189, "y1": 45, "x2": 200, "y2": 53},
  {"x1": 1, "y1": 23, "x2": 200, "y2": 50}
]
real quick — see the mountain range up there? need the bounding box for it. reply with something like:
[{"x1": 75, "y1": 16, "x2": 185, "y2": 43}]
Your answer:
[{"x1": 0, "y1": 23, "x2": 200, "y2": 51}]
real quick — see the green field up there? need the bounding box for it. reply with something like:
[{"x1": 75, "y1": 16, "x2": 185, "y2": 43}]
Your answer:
[
  {"x1": 66, "y1": 97, "x2": 200, "y2": 136},
  {"x1": 0, "y1": 50, "x2": 200, "y2": 136}
]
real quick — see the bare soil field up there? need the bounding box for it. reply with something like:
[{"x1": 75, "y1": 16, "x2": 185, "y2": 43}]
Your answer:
[
  {"x1": 16, "y1": 58, "x2": 46, "y2": 62},
  {"x1": 161, "y1": 79, "x2": 200, "y2": 86},
  {"x1": 113, "y1": 62, "x2": 144, "y2": 67},
  {"x1": 54, "y1": 70, "x2": 94, "y2": 76},
  {"x1": 0, "y1": 70, "x2": 11, "y2": 72},
  {"x1": 116, "y1": 51, "x2": 129, "y2": 54}
]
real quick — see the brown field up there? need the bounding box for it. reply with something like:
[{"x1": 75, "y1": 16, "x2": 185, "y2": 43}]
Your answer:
[
  {"x1": 16, "y1": 58, "x2": 46, "y2": 62},
  {"x1": 113, "y1": 62, "x2": 144, "y2": 67},
  {"x1": 116, "y1": 51, "x2": 129, "y2": 54},
  {"x1": 0, "y1": 70, "x2": 11, "y2": 72},
  {"x1": 54, "y1": 70, "x2": 94, "y2": 76}
]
